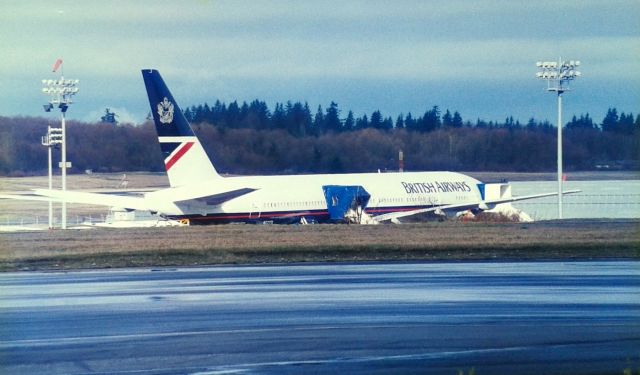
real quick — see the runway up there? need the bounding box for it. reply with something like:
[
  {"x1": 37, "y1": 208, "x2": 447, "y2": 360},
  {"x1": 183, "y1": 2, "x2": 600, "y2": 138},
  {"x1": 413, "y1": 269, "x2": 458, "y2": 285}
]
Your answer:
[{"x1": 1, "y1": 261, "x2": 638, "y2": 374}]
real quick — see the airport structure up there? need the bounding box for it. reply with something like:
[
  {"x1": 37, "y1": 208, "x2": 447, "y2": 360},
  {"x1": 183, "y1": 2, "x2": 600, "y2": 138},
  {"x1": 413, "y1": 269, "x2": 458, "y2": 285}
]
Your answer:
[
  {"x1": 42, "y1": 59, "x2": 79, "y2": 229},
  {"x1": 536, "y1": 59, "x2": 581, "y2": 219}
]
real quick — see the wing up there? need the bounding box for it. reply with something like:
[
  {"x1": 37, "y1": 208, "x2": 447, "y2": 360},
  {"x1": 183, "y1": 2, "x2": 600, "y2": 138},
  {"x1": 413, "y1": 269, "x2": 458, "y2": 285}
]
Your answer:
[
  {"x1": 2, "y1": 187, "x2": 259, "y2": 213},
  {"x1": 372, "y1": 189, "x2": 581, "y2": 223}
]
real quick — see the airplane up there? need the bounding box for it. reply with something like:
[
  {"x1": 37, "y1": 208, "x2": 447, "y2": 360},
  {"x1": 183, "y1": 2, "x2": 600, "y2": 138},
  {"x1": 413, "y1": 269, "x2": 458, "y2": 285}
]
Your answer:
[{"x1": 1, "y1": 69, "x2": 579, "y2": 225}]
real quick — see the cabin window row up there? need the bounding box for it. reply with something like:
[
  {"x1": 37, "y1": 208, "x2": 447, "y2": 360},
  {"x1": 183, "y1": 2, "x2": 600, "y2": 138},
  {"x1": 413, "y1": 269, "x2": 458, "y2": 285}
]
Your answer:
[
  {"x1": 263, "y1": 201, "x2": 325, "y2": 209},
  {"x1": 378, "y1": 197, "x2": 438, "y2": 204}
]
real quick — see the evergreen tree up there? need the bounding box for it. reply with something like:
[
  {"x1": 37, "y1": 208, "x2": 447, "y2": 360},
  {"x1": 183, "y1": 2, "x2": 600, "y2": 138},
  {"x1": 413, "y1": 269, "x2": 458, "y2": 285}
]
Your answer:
[
  {"x1": 284, "y1": 101, "x2": 310, "y2": 136},
  {"x1": 184, "y1": 107, "x2": 194, "y2": 122},
  {"x1": 420, "y1": 106, "x2": 441, "y2": 132},
  {"x1": 442, "y1": 109, "x2": 453, "y2": 127},
  {"x1": 272, "y1": 103, "x2": 287, "y2": 130},
  {"x1": 370, "y1": 110, "x2": 383, "y2": 130},
  {"x1": 302, "y1": 102, "x2": 313, "y2": 136},
  {"x1": 566, "y1": 113, "x2": 594, "y2": 130},
  {"x1": 452, "y1": 111, "x2": 463, "y2": 128},
  {"x1": 344, "y1": 110, "x2": 355, "y2": 131},
  {"x1": 313, "y1": 105, "x2": 325, "y2": 135},
  {"x1": 355, "y1": 114, "x2": 368, "y2": 130},
  {"x1": 601, "y1": 107, "x2": 619, "y2": 132},
  {"x1": 202, "y1": 103, "x2": 211, "y2": 123},
  {"x1": 226, "y1": 101, "x2": 240, "y2": 128},
  {"x1": 395, "y1": 114, "x2": 404, "y2": 129},
  {"x1": 324, "y1": 102, "x2": 342, "y2": 132},
  {"x1": 382, "y1": 116, "x2": 393, "y2": 131},
  {"x1": 404, "y1": 113, "x2": 416, "y2": 131},
  {"x1": 504, "y1": 116, "x2": 515, "y2": 129},
  {"x1": 239, "y1": 101, "x2": 249, "y2": 124},
  {"x1": 618, "y1": 112, "x2": 635, "y2": 135},
  {"x1": 212, "y1": 100, "x2": 227, "y2": 126}
]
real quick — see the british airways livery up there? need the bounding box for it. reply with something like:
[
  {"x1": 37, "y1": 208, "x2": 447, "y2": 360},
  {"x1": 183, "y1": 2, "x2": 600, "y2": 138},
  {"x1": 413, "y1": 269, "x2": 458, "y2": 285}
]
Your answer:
[{"x1": 14, "y1": 70, "x2": 578, "y2": 224}]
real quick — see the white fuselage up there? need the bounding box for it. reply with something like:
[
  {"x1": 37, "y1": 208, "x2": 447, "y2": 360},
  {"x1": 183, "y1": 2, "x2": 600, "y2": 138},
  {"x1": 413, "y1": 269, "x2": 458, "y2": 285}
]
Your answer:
[{"x1": 144, "y1": 171, "x2": 482, "y2": 223}]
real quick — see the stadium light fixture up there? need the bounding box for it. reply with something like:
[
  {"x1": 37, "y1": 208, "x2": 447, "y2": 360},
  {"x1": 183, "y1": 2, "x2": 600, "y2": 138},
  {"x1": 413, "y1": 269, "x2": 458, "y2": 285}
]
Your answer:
[
  {"x1": 536, "y1": 58, "x2": 581, "y2": 219},
  {"x1": 42, "y1": 68, "x2": 79, "y2": 230},
  {"x1": 41, "y1": 126, "x2": 63, "y2": 229}
]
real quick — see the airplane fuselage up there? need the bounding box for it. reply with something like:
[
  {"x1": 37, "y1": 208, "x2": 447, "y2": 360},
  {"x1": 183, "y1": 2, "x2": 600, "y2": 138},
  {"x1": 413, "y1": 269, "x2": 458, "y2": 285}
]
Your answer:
[{"x1": 145, "y1": 171, "x2": 482, "y2": 224}]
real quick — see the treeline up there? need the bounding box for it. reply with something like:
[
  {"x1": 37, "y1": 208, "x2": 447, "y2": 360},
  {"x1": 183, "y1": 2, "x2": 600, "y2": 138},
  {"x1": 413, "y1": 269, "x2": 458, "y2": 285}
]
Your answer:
[
  {"x1": 185, "y1": 100, "x2": 639, "y2": 136},
  {"x1": 0, "y1": 105, "x2": 638, "y2": 176}
]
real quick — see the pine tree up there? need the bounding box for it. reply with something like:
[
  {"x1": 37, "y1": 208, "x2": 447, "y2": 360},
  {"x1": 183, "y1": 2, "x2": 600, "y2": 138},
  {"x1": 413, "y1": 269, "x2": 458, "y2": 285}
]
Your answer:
[
  {"x1": 452, "y1": 111, "x2": 463, "y2": 128},
  {"x1": 356, "y1": 114, "x2": 369, "y2": 130},
  {"x1": 404, "y1": 113, "x2": 416, "y2": 131},
  {"x1": 442, "y1": 109, "x2": 453, "y2": 127},
  {"x1": 325, "y1": 102, "x2": 342, "y2": 132},
  {"x1": 395, "y1": 114, "x2": 404, "y2": 129},
  {"x1": 344, "y1": 110, "x2": 355, "y2": 131},
  {"x1": 226, "y1": 101, "x2": 240, "y2": 128},
  {"x1": 382, "y1": 116, "x2": 393, "y2": 131},
  {"x1": 313, "y1": 105, "x2": 325, "y2": 135},
  {"x1": 601, "y1": 107, "x2": 619, "y2": 132},
  {"x1": 420, "y1": 106, "x2": 441, "y2": 132},
  {"x1": 272, "y1": 103, "x2": 287, "y2": 130},
  {"x1": 618, "y1": 112, "x2": 635, "y2": 135},
  {"x1": 370, "y1": 110, "x2": 383, "y2": 130}
]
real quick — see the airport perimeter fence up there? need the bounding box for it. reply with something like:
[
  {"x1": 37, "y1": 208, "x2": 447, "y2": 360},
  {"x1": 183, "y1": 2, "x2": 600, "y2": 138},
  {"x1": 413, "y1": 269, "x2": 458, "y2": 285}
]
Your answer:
[
  {"x1": 1, "y1": 194, "x2": 639, "y2": 229},
  {"x1": 1, "y1": 214, "x2": 107, "y2": 228},
  {"x1": 513, "y1": 193, "x2": 640, "y2": 220}
]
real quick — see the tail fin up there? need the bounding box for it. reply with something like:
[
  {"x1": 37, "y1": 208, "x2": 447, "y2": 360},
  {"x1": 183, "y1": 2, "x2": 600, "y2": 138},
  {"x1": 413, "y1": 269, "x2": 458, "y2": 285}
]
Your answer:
[{"x1": 142, "y1": 69, "x2": 220, "y2": 187}]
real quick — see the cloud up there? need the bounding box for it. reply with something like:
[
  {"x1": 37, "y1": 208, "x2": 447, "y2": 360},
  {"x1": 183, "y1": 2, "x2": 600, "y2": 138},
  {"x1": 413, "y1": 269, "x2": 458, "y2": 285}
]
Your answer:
[{"x1": 0, "y1": 0, "x2": 637, "y2": 122}]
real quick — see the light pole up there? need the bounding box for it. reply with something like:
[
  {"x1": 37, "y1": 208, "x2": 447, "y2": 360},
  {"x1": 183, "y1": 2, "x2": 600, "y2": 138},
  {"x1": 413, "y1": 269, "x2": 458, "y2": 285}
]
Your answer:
[
  {"x1": 42, "y1": 73, "x2": 79, "y2": 229},
  {"x1": 41, "y1": 126, "x2": 62, "y2": 229},
  {"x1": 536, "y1": 59, "x2": 581, "y2": 219}
]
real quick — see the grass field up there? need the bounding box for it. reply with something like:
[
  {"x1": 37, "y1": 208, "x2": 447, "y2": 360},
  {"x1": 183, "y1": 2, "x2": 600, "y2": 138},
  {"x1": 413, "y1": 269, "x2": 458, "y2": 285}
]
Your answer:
[{"x1": 1, "y1": 220, "x2": 638, "y2": 271}]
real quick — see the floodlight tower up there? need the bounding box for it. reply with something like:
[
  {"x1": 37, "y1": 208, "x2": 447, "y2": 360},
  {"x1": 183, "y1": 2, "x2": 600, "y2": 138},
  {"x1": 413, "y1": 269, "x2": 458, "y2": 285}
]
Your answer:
[
  {"x1": 536, "y1": 59, "x2": 581, "y2": 219},
  {"x1": 41, "y1": 126, "x2": 62, "y2": 229},
  {"x1": 42, "y1": 74, "x2": 79, "y2": 229}
]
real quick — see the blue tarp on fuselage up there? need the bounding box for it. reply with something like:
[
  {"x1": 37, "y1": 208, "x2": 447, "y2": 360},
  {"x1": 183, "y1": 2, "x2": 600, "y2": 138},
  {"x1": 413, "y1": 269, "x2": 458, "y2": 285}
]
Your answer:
[{"x1": 322, "y1": 185, "x2": 371, "y2": 221}]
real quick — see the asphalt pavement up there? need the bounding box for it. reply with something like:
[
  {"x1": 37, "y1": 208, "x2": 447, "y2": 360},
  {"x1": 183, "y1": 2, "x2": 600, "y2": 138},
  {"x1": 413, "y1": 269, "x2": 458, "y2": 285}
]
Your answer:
[{"x1": 0, "y1": 261, "x2": 638, "y2": 374}]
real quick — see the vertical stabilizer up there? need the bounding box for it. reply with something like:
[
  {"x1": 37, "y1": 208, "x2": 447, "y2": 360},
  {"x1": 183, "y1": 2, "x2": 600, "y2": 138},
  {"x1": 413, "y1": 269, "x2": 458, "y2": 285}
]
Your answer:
[{"x1": 142, "y1": 69, "x2": 220, "y2": 187}]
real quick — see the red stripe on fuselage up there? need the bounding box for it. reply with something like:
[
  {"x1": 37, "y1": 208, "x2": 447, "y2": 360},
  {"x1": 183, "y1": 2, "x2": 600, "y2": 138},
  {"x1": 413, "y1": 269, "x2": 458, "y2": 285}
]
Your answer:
[{"x1": 165, "y1": 142, "x2": 194, "y2": 171}]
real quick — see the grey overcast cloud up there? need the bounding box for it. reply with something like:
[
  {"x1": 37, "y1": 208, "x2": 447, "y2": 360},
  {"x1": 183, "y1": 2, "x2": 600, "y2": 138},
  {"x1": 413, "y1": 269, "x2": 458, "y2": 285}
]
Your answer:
[{"x1": 1, "y1": 0, "x2": 638, "y2": 124}]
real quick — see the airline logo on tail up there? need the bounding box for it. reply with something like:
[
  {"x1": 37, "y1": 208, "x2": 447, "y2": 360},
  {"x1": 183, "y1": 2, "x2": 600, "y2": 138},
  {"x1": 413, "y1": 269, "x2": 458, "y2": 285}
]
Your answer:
[{"x1": 157, "y1": 97, "x2": 174, "y2": 124}]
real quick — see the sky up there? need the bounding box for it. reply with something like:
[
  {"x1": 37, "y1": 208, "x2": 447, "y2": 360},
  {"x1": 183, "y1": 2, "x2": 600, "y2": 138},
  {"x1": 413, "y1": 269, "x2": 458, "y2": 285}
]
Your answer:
[{"x1": 1, "y1": 0, "x2": 638, "y2": 125}]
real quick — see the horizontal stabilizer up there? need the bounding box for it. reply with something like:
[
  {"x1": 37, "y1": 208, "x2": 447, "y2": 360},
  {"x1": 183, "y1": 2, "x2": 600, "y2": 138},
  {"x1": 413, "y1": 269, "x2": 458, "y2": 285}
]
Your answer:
[
  {"x1": 32, "y1": 189, "x2": 148, "y2": 211},
  {"x1": 175, "y1": 188, "x2": 257, "y2": 206},
  {"x1": 0, "y1": 193, "x2": 63, "y2": 202}
]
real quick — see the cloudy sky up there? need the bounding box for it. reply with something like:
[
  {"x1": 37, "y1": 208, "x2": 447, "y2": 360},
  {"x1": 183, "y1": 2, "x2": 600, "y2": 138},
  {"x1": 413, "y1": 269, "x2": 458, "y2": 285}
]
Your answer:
[{"x1": 1, "y1": 0, "x2": 638, "y2": 124}]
